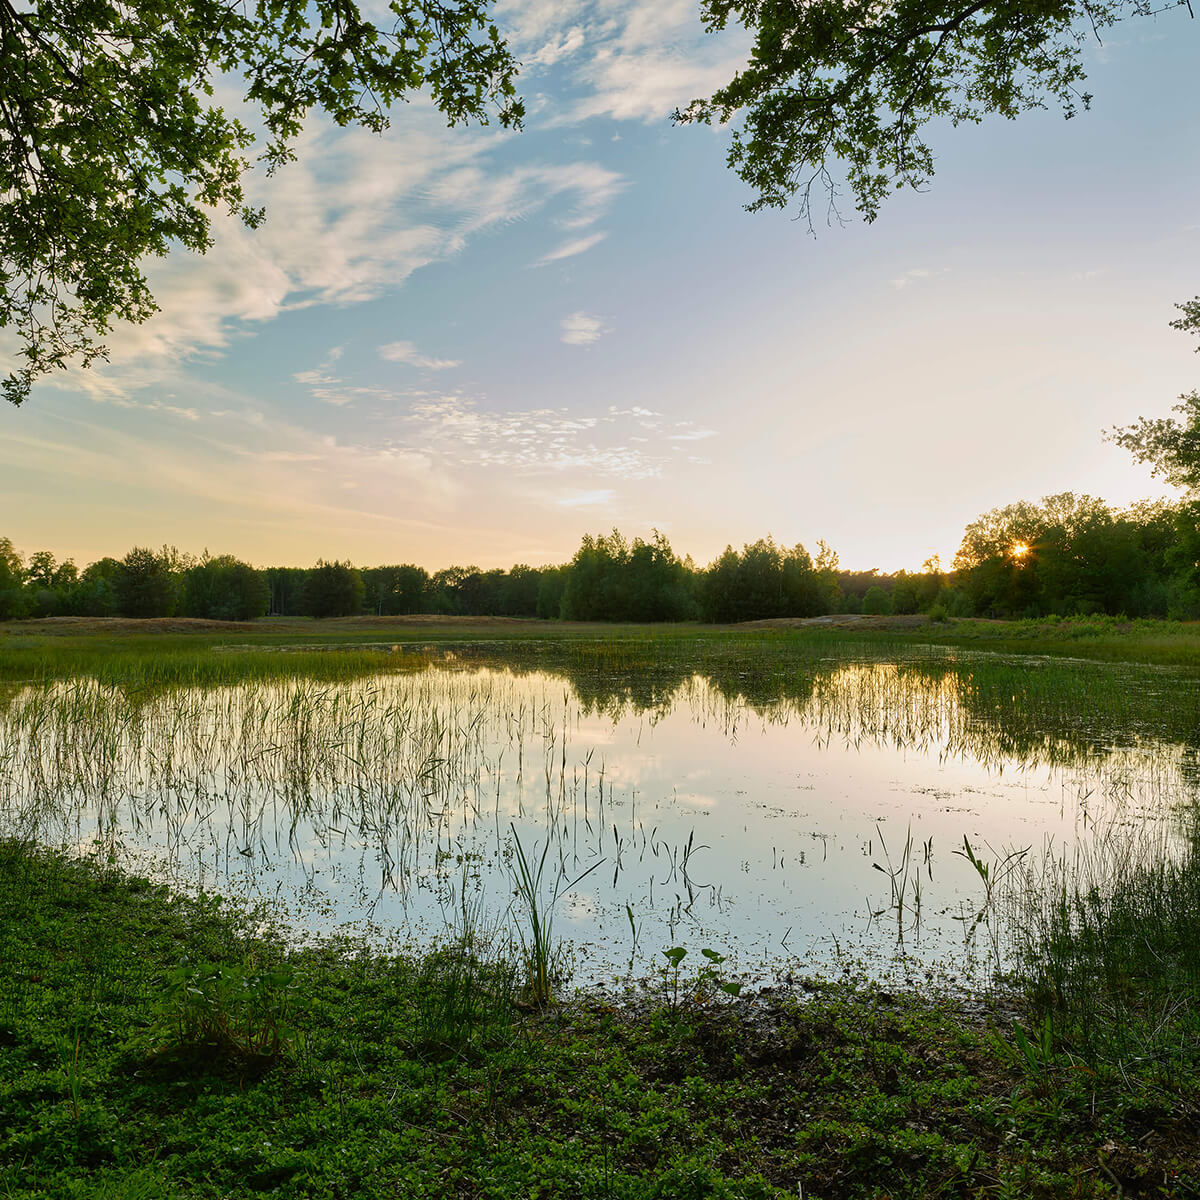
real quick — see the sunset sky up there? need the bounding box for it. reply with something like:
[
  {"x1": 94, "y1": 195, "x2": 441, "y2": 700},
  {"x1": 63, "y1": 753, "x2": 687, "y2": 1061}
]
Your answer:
[{"x1": 1, "y1": 2, "x2": 1197, "y2": 574}]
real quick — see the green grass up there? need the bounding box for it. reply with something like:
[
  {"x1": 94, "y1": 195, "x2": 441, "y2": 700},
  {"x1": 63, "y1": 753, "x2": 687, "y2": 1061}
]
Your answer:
[
  {"x1": 878, "y1": 614, "x2": 1200, "y2": 668},
  {"x1": 3, "y1": 612, "x2": 1200, "y2": 691},
  {"x1": 2, "y1": 842, "x2": 1199, "y2": 1199},
  {"x1": 1013, "y1": 828, "x2": 1200, "y2": 1091}
]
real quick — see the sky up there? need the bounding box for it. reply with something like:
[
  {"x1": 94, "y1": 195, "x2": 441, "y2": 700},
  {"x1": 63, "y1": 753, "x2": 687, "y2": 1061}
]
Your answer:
[{"x1": 1, "y1": 2, "x2": 1198, "y2": 574}]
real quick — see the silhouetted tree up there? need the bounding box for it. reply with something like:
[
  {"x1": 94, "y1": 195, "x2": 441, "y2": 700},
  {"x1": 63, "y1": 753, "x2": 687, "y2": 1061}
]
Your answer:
[
  {"x1": 184, "y1": 555, "x2": 269, "y2": 621},
  {"x1": 115, "y1": 547, "x2": 179, "y2": 617},
  {"x1": 0, "y1": 538, "x2": 28, "y2": 619},
  {"x1": 302, "y1": 560, "x2": 364, "y2": 619}
]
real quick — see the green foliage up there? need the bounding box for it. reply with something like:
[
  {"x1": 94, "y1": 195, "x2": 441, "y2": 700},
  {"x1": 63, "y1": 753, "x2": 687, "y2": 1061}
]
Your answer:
[
  {"x1": 1, "y1": 0, "x2": 523, "y2": 404},
  {"x1": 1016, "y1": 833, "x2": 1200, "y2": 1084},
  {"x1": 183, "y1": 554, "x2": 269, "y2": 621},
  {"x1": 147, "y1": 957, "x2": 300, "y2": 1065},
  {"x1": 889, "y1": 571, "x2": 921, "y2": 615},
  {"x1": 659, "y1": 946, "x2": 743, "y2": 1012},
  {"x1": 264, "y1": 565, "x2": 309, "y2": 617},
  {"x1": 408, "y1": 941, "x2": 520, "y2": 1058},
  {"x1": 535, "y1": 564, "x2": 567, "y2": 619},
  {"x1": 561, "y1": 530, "x2": 697, "y2": 622},
  {"x1": 302, "y1": 559, "x2": 364, "y2": 618},
  {"x1": 114, "y1": 547, "x2": 180, "y2": 618},
  {"x1": 0, "y1": 537, "x2": 30, "y2": 619},
  {"x1": 508, "y1": 824, "x2": 602, "y2": 1007},
  {"x1": 860, "y1": 584, "x2": 892, "y2": 615},
  {"x1": 1112, "y1": 389, "x2": 1200, "y2": 493},
  {"x1": 953, "y1": 492, "x2": 1191, "y2": 619},
  {"x1": 362, "y1": 563, "x2": 429, "y2": 615},
  {"x1": 1110, "y1": 297, "x2": 1200, "y2": 492},
  {"x1": 73, "y1": 557, "x2": 121, "y2": 617},
  {"x1": 702, "y1": 536, "x2": 830, "y2": 621},
  {"x1": 675, "y1": 1, "x2": 1183, "y2": 227}
]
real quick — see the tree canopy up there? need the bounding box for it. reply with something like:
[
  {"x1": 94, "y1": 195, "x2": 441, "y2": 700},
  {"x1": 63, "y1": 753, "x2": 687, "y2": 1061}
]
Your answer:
[
  {"x1": 0, "y1": 0, "x2": 522, "y2": 405},
  {"x1": 1111, "y1": 299, "x2": 1200, "y2": 490},
  {"x1": 676, "y1": 0, "x2": 1190, "y2": 227}
]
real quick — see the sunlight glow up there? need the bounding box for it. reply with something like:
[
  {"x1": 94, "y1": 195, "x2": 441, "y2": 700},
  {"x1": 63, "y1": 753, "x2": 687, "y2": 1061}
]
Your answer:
[{"x1": 1011, "y1": 543, "x2": 1030, "y2": 560}]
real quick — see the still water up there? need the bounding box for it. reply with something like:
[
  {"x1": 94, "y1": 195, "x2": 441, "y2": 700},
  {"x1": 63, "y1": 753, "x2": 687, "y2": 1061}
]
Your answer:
[{"x1": 3, "y1": 645, "x2": 1197, "y2": 984}]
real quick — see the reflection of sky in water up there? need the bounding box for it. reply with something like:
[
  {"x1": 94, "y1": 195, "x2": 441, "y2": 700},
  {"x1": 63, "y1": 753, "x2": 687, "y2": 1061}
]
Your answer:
[{"x1": 2, "y1": 658, "x2": 1195, "y2": 986}]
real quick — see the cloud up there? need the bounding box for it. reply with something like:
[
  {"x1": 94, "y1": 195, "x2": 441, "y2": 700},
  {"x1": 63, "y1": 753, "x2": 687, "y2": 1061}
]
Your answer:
[
  {"x1": 378, "y1": 340, "x2": 461, "y2": 370},
  {"x1": 890, "y1": 267, "x2": 946, "y2": 290},
  {"x1": 534, "y1": 231, "x2": 607, "y2": 266},
  {"x1": 292, "y1": 347, "x2": 388, "y2": 407},
  {"x1": 249, "y1": 386, "x2": 713, "y2": 480},
  {"x1": 495, "y1": 0, "x2": 751, "y2": 125},
  {"x1": 527, "y1": 24, "x2": 586, "y2": 67},
  {"x1": 556, "y1": 489, "x2": 615, "y2": 507},
  {"x1": 50, "y1": 108, "x2": 625, "y2": 403},
  {"x1": 376, "y1": 391, "x2": 716, "y2": 480},
  {"x1": 560, "y1": 311, "x2": 607, "y2": 345}
]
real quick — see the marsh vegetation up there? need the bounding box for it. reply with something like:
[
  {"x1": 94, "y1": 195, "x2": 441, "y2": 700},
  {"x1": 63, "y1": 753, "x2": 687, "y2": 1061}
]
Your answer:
[
  {"x1": 2, "y1": 626, "x2": 1199, "y2": 1197},
  {"x1": 3, "y1": 638, "x2": 1196, "y2": 985}
]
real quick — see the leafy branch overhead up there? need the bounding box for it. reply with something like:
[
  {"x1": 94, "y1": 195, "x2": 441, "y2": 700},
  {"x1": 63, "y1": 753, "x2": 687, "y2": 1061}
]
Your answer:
[
  {"x1": 1111, "y1": 299, "x2": 1200, "y2": 492},
  {"x1": 0, "y1": 0, "x2": 522, "y2": 405},
  {"x1": 674, "y1": 0, "x2": 1190, "y2": 227}
]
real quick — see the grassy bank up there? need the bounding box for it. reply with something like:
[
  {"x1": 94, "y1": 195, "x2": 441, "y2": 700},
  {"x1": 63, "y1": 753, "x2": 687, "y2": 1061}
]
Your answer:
[
  {"x1": 2, "y1": 613, "x2": 1200, "y2": 689},
  {"x1": 2, "y1": 843, "x2": 1198, "y2": 1199}
]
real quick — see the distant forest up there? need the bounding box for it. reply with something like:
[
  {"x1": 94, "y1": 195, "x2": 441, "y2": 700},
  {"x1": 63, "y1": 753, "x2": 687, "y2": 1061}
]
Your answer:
[{"x1": 4, "y1": 492, "x2": 1200, "y2": 623}]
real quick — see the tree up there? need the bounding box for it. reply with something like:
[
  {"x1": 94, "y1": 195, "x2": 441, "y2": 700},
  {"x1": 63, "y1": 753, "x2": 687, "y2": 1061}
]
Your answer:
[
  {"x1": 861, "y1": 585, "x2": 892, "y2": 615},
  {"x1": 560, "y1": 530, "x2": 695, "y2": 622},
  {"x1": 701, "y1": 537, "x2": 826, "y2": 621},
  {"x1": 264, "y1": 566, "x2": 309, "y2": 616},
  {"x1": 0, "y1": 536, "x2": 28, "y2": 619},
  {"x1": 676, "y1": 1, "x2": 1190, "y2": 228},
  {"x1": 1111, "y1": 300, "x2": 1200, "y2": 489},
  {"x1": 535, "y1": 565, "x2": 567, "y2": 619},
  {"x1": 1, "y1": 0, "x2": 522, "y2": 405},
  {"x1": 302, "y1": 559, "x2": 364, "y2": 618},
  {"x1": 22, "y1": 548, "x2": 77, "y2": 616},
  {"x1": 184, "y1": 554, "x2": 269, "y2": 620},
  {"x1": 115, "y1": 547, "x2": 180, "y2": 617},
  {"x1": 500, "y1": 564, "x2": 541, "y2": 617},
  {"x1": 73, "y1": 557, "x2": 121, "y2": 617},
  {"x1": 362, "y1": 564, "x2": 428, "y2": 615}
]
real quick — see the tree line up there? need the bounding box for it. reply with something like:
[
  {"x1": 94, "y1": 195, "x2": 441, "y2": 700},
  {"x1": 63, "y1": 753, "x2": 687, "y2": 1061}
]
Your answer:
[{"x1": 4, "y1": 496, "x2": 1200, "y2": 625}]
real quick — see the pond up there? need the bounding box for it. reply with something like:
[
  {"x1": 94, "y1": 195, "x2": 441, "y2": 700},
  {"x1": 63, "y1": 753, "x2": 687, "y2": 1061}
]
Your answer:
[{"x1": 3, "y1": 641, "x2": 1198, "y2": 987}]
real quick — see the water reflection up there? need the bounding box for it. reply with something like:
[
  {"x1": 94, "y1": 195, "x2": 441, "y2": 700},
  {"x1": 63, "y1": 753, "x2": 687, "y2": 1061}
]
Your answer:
[{"x1": 2, "y1": 647, "x2": 1196, "y2": 983}]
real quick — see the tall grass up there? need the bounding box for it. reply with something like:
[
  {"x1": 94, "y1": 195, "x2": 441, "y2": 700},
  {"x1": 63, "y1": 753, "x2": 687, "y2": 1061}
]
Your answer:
[
  {"x1": 1011, "y1": 821, "x2": 1200, "y2": 1086},
  {"x1": 509, "y1": 824, "x2": 603, "y2": 1006}
]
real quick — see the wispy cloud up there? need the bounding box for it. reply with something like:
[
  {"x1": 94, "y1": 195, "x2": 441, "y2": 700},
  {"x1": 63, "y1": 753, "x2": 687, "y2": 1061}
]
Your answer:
[
  {"x1": 560, "y1": 311, "x2": 607, "y2": 345},
  {"x1": 378, "y1": 340, "x2": 461, "y2": 370},
  {"x1": 495, "y1": 0, "x2": 750, "y2": 124},
  {"x1": 252, "y1": 386, "x2": 718, "y2": 481},
  {"x1": 533, "y1": 231, "x2": 607, "y2": 266},
  {"x1": 50, "y1": 110, "x2": 625, "y2": 403},
  {"x1": 557, "y1": 489, "x2": 615, "y2": 507},
  {"x1": 890, "y1": 267, "x2": 946, "y2": 290}
]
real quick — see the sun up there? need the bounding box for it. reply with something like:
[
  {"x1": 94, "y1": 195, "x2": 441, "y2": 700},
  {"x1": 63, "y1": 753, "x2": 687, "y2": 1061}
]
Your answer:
[{"x1": 1011, "y1": 542, "x2": 1030, "y2": 560}]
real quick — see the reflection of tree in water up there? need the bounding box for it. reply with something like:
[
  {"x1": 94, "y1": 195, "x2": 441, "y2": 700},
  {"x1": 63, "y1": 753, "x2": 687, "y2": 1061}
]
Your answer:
[
  {"x1": 2, "y1": 643, "x2": 1197, "y2": 938},
  {"x1": 442, "y1": 640, "x2": 1200, "y2": 774}
]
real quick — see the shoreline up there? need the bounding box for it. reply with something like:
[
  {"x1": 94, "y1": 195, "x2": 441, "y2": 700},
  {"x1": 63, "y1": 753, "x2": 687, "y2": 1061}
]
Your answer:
[{"x1": 3, "y1": 842, "x2": 1196, "y2": 1199}]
